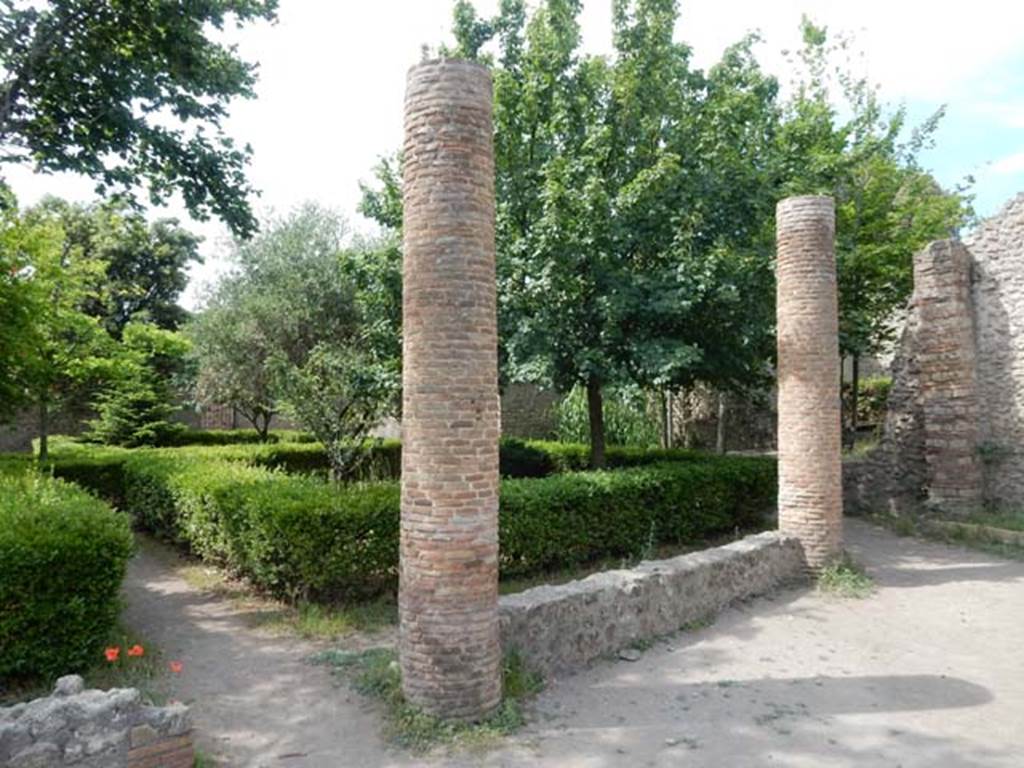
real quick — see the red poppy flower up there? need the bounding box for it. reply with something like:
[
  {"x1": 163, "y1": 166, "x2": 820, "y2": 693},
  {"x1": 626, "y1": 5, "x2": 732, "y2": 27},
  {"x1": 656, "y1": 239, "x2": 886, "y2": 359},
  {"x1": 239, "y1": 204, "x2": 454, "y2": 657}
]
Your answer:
[
  {"x1": 169, "y1": 660, "x2": 183, "y2": 674},
  {"x1": 127, "y1": 644, "x2": 144, "y2": 658},
  {"x1": 104, "y1": 647, "x2": 120, "y2": 662}
]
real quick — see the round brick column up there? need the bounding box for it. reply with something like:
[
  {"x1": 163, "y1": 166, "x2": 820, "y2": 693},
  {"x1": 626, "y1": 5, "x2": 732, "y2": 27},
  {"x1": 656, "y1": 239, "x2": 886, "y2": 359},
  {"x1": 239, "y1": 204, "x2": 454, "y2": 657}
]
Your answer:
[
  {"x1": 399, "y1": 59, "x2": 502, "y2": 721},
  {"x1": 776, "y1": 195, "x2": 843, "y2": 570}
]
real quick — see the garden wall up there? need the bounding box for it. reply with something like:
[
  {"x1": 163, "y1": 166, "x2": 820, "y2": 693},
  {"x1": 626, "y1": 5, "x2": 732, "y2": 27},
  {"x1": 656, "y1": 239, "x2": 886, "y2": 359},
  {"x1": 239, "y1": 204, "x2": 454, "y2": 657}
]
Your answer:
[
  {"x1": 0, "y1": 676, "x2": 192, "y2": 768},
  {"x1": 847, "y1": 193, "x2": 1024, "y2": 513},
  {"x1": 498, "y1": 531, "x2": 805, "y2": 675}
]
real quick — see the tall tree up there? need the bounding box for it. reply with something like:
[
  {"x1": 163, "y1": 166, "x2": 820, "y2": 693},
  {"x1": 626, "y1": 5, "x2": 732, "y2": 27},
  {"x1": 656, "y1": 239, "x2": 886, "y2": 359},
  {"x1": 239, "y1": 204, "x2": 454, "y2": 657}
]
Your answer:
[
  {"x1": 0, "y1": 0, "x2": 277, "y2": 237},
  {"x1": 189, "y1": 204, "x2": 399, "y2": 469},
  {"x1": 26, "y1": 197, "x2": 201, "y2": 336},
  {"x1": 778, "y1": 17, "x2": 971, "y2": 439},
  {"x1": 452, "y1": 0, "x2": 779, "y2": 466},
  {"x1": 11, "y1": 208, "x2": 110, "y2": 460}
]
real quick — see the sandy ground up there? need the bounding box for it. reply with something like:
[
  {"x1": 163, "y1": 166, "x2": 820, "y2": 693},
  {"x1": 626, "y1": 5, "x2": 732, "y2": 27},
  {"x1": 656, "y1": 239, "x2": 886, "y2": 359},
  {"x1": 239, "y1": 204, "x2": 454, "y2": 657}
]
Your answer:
[{"x1": 122, "y1": 519, "x2": 1024, "y2": 768}]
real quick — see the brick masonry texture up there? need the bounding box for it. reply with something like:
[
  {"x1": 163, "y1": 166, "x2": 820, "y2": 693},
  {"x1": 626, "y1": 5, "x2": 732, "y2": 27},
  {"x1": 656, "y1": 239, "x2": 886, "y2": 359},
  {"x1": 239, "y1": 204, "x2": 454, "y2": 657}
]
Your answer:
[
  {"x1": 0, "y1": 676, "x2": 192, "y2": 768},
  {"x1": 846, "y1": 193, "x2": 1024, "y2": 514},
  {"x1": 914, "y1": 241, "x2": 984, "y2": 511},
  {"x1": 399, "y1": 59, "x2": 502, "y2": 721},
  {"x1": 498, "y1": 532, "x2": 806, "y2": 676},
  {"x1": 775, "y1": 196, "x2": 843, "y2": 569}
]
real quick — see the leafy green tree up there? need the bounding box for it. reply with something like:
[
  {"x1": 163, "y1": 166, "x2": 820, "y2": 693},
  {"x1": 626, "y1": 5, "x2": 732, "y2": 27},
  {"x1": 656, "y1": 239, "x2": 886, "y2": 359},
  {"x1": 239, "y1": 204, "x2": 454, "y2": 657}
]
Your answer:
[
  {"x1": 190, "y1": 204, "x2": 399, "y2": 471},
  {"x1": 439, "y1": 0, "x2": 779, "y2": 466},
  {"x1": 778, "y1": 17, "x2": 971, "y2": 437},
  {"x1": 0, "y1": 0, "x2": 277, "y2": 237},
  {"x1": 26, "y1": 197, "x2": 201, "y2": 336},
  {"x1": 11, "y1": 207, "x2": 110, "y2": 460},
  {"x1": 87, "y1": 322, "x2": 188, "y2": 446},
  {"x1": 0, "y1": 190, "x2": 40, "y2": 418}
]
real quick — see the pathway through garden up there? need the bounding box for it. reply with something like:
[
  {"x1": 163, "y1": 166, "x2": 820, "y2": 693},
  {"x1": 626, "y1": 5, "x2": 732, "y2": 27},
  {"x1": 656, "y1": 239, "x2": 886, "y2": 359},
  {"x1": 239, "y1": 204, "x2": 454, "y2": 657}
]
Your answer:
[{"x1": 122, "y1": 519, "x2": 1024, "y2": 767}]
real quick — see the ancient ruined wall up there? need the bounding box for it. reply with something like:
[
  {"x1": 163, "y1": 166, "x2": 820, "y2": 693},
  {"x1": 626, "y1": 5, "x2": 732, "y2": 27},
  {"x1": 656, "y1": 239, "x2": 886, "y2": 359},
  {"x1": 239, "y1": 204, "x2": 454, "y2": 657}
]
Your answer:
[
  {"x1": 967, "y1": 193, "x2": 1024, "y2": 506},
  {"x1": 499, "y1": 532, "x2": 805, "y2": 676},
  {"x1": 0, "y1": 676, "x2": 192, "y2": 768},
  {"x1": 848, "y1": 193, "x2": 1024, "y2": 513}
]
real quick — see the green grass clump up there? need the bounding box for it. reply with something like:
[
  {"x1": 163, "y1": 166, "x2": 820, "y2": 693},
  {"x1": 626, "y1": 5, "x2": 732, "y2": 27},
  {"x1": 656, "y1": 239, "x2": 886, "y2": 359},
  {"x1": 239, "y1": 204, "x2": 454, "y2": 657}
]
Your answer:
[
  {"x1": 313, "y1": 647, "x2": 542, "y2": 753},
  {"x1": 817, "y1": 554, "x2": 874, "y2": 598}
]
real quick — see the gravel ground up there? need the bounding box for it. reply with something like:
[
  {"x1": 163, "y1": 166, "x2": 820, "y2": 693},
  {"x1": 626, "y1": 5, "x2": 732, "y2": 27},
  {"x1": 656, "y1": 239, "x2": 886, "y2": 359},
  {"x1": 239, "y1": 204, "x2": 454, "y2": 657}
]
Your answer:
[{"x1": 122, "y1": 518, "x2": 1024, "y2": 768}]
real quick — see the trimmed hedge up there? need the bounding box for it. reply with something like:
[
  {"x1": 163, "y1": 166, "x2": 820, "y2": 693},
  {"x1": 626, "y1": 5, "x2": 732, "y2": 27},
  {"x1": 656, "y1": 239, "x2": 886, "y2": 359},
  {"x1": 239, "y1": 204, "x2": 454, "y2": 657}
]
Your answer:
[
  {"x1": 0, "y1": 474, "x2": 133, "y2": 682},
  {"x1": 20, "y1": 434, "x2": 708, "y2": 496},
  {"x1": 158, "y1": 428, "x2": 316, "y2": 446},
  {"x1": 121, "y1": 450, "x2": 775, "y2": 599}
]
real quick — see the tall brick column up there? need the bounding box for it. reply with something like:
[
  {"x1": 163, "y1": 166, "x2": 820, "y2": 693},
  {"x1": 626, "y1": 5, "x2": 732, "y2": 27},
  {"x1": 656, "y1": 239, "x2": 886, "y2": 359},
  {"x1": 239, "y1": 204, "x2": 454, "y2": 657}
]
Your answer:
[
  {"x1": 776, "y1": 196, "x2": 843, "y2": 570},
  {"x1": 399, "y1": 60, "x2": 502, "y2": 721},
  {"x1": 913, "y1": 240, "x2": 983, "y2": 513}
]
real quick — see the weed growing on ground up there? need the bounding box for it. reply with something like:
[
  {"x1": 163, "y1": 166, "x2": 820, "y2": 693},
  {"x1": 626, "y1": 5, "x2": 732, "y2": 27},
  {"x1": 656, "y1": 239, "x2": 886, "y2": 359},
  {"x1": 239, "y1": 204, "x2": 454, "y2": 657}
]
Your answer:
[
  {"x1": 817, "y1": 554, "x2": 874, "y2": 598},
  {"x1": 193, "y1": 749, "x2": 218, "y2": 767},
  {"x1": 258, "y1": 598, "x2": 397, "y2": 639},
  {"x1": 312, "y1": 647, "x2": 541, "y2": 753}
]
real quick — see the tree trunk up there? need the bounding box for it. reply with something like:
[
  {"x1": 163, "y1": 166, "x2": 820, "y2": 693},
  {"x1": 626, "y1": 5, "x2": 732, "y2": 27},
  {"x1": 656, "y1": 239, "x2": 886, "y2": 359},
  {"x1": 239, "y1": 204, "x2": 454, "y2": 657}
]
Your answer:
[
  {"x1": 256, "y1": 411, "x2": 271, "y2": 442},
  {"x1": 850, "y1": 354, "x2": 861, "y2": 448},
  {"x1": 715, "y1": 391, "x2": 726, "y2": 454},
  {"x1": 665, "y1": 390, "x2": 673, "y2": 448},
  {"x1": 38, "y1": 400, "x2": 49, "y2": 463},
  {"x1": 587, "y1": 378, "x2": 606, "y2": 469},
  {"x1": 660, "y1": 390, "x2": 669, "y2": 449}
]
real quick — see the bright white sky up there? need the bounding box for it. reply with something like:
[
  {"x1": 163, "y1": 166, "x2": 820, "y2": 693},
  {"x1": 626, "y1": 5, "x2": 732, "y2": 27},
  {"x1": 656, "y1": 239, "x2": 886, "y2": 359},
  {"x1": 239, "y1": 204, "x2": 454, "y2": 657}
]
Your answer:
[{"x1": 5, "y1": 0, "x2": 1024, "y2": 309}]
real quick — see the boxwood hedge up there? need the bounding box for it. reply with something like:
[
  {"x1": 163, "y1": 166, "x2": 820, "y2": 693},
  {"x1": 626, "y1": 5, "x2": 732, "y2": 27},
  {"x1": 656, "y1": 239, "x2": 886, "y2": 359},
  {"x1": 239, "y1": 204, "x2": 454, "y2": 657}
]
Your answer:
[
  {"x1": 0, "y1": 474, "x2": 133, "y2": 682},
  {"x1": 120, "y1": 450, "x2": 775, "y2": 600}
]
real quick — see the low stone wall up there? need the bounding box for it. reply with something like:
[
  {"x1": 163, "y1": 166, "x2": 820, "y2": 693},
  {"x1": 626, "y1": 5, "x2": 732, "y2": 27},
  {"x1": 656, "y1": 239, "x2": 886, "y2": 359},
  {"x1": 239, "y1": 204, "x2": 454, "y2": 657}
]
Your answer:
[
  {"x1": 0, "y1": 676, "x2": 192, "y2": 768},
  {"x1": 498, "y1": 531, "x2": 806, "y2": 676}
]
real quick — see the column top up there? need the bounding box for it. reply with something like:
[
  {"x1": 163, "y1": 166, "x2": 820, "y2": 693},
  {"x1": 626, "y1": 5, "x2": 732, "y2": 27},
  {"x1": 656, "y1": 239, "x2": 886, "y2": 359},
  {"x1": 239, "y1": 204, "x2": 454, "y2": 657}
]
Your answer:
[
  {"x1": 407, "y1": 58, "x2": 491, "y2": 78},
  {"x1": 777, "y1": 194, "x2": 835, "y2": 213}
]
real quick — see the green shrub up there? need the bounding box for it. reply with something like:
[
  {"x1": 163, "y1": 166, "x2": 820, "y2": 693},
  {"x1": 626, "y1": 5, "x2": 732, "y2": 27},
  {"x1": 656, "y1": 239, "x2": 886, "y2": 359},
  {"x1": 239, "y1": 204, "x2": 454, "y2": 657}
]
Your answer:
[
  {"x1": 554, "y1": 385, "x2": 661, "y2": 447},
  {"x1": 0, "y1": 474, "x2": 133, "y2": 682},
  {"x1": 159, "y1": 428, "x2": 315, "y2": 446},
  {"x1": 121, "y1": 450, "x2": 775, "y2": 599},
  {"x1": 498, "y1": 457, "x2": 774, "y2": 577}
]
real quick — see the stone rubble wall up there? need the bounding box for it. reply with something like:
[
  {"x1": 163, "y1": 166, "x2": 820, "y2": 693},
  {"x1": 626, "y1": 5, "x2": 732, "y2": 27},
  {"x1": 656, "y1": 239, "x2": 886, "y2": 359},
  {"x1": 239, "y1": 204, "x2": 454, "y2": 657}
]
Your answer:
[
  {"x1": 0, "y1": 676, "x2": 192, "y2": 768},
  {"x1": 498, "y1": 532, "x2": 806, "y2": 676},
  {"x1": 847, "y1": 193, "x2": 1024, "y2": 514},
  {"x1": 967, "y1": 193, "x2": 1024, "y2": 506}
]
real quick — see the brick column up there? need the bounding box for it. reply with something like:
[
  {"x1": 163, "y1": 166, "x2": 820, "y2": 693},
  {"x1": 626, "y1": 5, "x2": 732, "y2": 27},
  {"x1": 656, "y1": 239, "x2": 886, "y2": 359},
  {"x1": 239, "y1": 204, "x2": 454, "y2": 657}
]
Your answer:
[
  {"x1": 399, "y1": 59, "x2": 501, "y2": 721},
  {"x1": 776, "y1": 195, "x2": 842, "y2": 570},
  {"x1": 913, "y1": 240, "x2": 983, "y2": 513}
]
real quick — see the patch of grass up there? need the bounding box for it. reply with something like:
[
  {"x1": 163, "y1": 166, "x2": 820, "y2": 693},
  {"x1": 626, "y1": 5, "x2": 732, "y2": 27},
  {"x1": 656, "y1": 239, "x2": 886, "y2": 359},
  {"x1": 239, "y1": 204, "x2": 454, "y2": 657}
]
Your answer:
[
  {"x1": 176, "y1": 551, "x2": 396, "y2": 640},
  {"x1": 193, "y1": 749, "x2": 218, "y2": 767},
  {"x1": 258, "y1": 599, "x2": 397, "y2": 639},
  {"x1": 312, "y1": 647, "x2": 541, "y2": 753},
  {"x1": 965, "y1": 508, "x2": 1024, "y2": 533},
  {"x1": 679, "y1": 614, "x2": 716, "y2": 633},
  {"x1": 817, "y1": 554, "x2": 874, "y2": 598}
]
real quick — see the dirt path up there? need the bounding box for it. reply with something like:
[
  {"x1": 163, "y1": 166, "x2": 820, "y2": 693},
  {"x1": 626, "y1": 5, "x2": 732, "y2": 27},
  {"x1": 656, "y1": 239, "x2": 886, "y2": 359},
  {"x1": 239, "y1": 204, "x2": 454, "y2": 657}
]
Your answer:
[
  {"x1": 122, "y1": 519, "x2": 1024, "y2": 768},
  {"x1": 121, "y1": 539, "x2": 411, "y2": 768}
]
